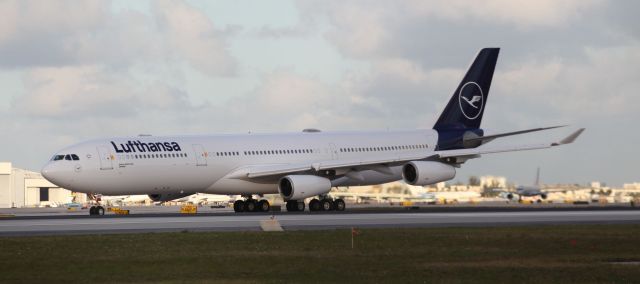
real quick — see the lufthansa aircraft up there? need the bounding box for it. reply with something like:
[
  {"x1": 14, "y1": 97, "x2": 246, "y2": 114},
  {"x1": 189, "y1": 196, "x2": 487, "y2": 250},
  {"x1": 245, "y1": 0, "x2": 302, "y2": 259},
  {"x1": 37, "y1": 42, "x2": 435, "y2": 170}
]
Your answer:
[{"x1": 41, "y1": 48, "x2": 584, "y2": 215}]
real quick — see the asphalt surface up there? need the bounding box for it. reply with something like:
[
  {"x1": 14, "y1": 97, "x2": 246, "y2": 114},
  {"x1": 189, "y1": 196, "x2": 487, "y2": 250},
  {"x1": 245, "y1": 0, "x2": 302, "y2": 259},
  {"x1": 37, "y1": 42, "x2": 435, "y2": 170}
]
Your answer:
[{"x1": 1, "y1": 209, "x2": 639, "y2": 236}]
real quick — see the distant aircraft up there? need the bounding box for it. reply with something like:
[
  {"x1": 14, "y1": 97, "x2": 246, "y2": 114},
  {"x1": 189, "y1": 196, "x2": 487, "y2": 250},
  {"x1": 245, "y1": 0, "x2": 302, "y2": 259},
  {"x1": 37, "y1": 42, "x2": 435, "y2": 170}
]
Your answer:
[
  {"x1": 41, "y1": 48, "x2": 584, "y2": 215},
  {"x1": 505, "y1": 168, "x2": 548, "y2": 202}
]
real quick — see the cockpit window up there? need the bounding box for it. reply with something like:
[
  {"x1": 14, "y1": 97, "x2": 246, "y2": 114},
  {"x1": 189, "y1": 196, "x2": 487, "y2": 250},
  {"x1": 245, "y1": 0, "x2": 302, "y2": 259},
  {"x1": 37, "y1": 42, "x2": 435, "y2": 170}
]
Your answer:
[{"x1": 53, "y1": 154, "x2": 80, "y2": 161}]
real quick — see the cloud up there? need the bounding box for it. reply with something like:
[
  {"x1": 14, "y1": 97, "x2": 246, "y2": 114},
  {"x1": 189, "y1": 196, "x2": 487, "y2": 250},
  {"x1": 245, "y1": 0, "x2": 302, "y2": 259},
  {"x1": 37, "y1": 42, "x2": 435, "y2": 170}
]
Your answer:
[
  {"x1": 1, "y1": 0, "x2": 236, "y2": 126},
  {"x1": 0, "y1": 0, "x2": 236, "y2": 76},
  {"x1": 494, "y1": 44, "x2": 640, "y2": 120},
  {"x1": 11, "y1": 65, "x2": 199, "y2": 119},
  {"x1": 0, "y1": 0, "x2": 107, "y2": 68},
  {"x1": 298, "y1": 0, "x2": 606, "y2": 63},
  {"x1": 402, "y1": 0, "x2": 604, "y2": 28},
  {"x1": 224, "y1": 71, "x2": 334, "y2": 130},
  {"x1": 153, "y1": 0, "x2": 236, "y2": 76}
]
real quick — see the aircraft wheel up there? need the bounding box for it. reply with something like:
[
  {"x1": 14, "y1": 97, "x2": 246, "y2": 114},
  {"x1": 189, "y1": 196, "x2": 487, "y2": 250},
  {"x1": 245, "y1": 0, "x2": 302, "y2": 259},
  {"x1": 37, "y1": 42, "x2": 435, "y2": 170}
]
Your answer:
[
  {"x1": 258, "y1": 200, "x2": 270, "y2": 212},
  {"x1": 89, "y1": 206, "x2": 96, "y2": 215},
  {"x1": 286, "y1": 200, "x2": 297, "y2": 212},
  {"x1": 334, "y1": 199, "x2": 346, "y2": 211},
  {"x1": 96, "y1": 206, "x2": 105, "y2": 216},
  {"x1": 296, "y1": 201, "x2": 305, "y2": 211},
  {"x1": 320, "y1": 199, "x2": 333, "y2": 211},
  {"x1": 244, "y1": 199, "x2": 257, "y2": 212},
  {"x1": 233, "y1": 200, "x2": 245, "y2": 212},
  {"x1": 309, "y1": 199, "x2": 321, "y2": 211}
]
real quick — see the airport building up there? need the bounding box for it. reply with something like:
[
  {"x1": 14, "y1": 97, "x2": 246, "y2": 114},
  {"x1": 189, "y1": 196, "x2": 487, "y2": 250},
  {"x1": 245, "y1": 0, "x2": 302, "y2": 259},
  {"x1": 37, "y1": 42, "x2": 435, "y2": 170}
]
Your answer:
[
  {"x1": 480, "y1": 176, "x2": 507, "y2": 188},
  {"x1": 0, "y1": 162, "x2": 83, "y2": 208}
]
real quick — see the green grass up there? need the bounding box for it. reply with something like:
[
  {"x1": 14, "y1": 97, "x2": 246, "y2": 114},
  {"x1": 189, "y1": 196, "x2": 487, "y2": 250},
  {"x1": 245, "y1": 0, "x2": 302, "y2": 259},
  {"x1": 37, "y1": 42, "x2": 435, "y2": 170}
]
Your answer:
[{"x1": 1, "y1": 225, "x2": 640, "y2": 283}]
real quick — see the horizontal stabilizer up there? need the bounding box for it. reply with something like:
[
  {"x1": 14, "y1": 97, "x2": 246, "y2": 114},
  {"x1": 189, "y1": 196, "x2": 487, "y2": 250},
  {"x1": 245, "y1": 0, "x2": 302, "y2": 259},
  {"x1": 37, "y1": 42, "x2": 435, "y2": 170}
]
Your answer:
[
  {"x1": 465, "y1": 125, "x2": 566, "y2": 145},
  {"x1": 439, "y1": 128, "x2": 586, "y2": 159}
]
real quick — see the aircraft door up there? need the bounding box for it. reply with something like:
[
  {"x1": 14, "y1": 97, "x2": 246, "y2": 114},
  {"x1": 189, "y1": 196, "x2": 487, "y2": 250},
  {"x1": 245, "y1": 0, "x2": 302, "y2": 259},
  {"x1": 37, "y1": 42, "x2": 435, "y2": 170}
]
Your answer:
[
  {"x1": 193, "y1": 144, "x2": 208, "y2": 166},
  {"x1": 97, "y1": 145, "x2": 114, "y2": 170},
  {"x1": 329, "y1": 143, "x2": 338, "y2": 160}
]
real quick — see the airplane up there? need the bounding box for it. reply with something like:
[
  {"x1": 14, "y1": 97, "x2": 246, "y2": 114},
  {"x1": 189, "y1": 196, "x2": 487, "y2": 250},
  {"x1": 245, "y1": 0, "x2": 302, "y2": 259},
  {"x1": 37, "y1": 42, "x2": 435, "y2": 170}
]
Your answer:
[
  {"x1": 505, "y1": 167, "x2": 550, "y2": 202},
  {"x1": 40, "y1": 47, "x2": 585, "y2": 215}
]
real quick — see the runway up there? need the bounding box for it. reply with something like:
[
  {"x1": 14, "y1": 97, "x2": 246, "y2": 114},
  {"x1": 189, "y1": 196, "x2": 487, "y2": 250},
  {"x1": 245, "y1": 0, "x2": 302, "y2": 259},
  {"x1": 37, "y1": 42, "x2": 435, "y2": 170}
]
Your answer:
[{"x1": 1, "y1": 210, "x2": 639, "y2": 236}]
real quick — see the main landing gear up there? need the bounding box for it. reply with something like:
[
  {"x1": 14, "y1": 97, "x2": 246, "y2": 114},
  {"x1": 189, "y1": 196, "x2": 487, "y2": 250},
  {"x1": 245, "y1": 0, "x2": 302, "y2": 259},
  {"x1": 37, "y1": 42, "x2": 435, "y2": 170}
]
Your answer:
[
  {"x1": 233, "y1": 196, "x2": 271, "y2": 213},
  {"x1": 289, "y1": 197, "x2": 346, "y2": 212},
  {"x1": 285, "y1": 200, "x2": 306, "y2": 212},
  {"x1": 232, "y1": 196, "x2": 346, "y2": 213}
]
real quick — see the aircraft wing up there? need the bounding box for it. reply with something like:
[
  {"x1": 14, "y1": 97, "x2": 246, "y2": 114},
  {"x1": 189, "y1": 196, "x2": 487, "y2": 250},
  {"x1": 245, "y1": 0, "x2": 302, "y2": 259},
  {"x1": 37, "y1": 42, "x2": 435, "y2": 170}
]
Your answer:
[
  {"x1": 234, "y1": 153, "x2": 433, "y2": 179},
  {"x1": 227, "y1": 128, "x2": 584, "y2": 180}
]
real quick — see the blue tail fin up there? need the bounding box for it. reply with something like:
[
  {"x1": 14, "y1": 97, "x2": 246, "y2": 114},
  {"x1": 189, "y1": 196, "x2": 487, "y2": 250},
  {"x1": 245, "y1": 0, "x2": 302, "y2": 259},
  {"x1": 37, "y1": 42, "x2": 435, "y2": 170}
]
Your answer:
[{"x1": 433, "y1": 48, "x2": 499, "y2": 131}]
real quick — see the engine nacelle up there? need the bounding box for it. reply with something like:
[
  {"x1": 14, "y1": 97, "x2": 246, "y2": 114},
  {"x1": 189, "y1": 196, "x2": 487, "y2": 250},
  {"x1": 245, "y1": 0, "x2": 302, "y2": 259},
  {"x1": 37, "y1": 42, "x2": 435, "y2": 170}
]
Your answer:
[
  {"x1": 278, "y1": 175, "x2": 332, "y2": 201},
  {"x1": 402, "y1": 161, "x2": 456, "y2": 186},
  {"x1": 148, "y1": 192, "x2": 194, "y2": 202}
]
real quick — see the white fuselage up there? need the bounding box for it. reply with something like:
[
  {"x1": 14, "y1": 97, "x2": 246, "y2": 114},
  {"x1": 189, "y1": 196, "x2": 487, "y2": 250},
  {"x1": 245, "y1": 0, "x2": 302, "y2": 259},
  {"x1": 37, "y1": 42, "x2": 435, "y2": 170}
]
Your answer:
[{"x1": 42, "y1": 129, "x2": 439, "y2": 196}]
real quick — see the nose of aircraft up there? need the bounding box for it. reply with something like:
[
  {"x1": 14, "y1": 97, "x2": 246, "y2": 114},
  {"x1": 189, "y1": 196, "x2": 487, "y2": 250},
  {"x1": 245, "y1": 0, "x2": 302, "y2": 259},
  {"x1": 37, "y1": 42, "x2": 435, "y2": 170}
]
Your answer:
[
  {"x1": 41, "y1": 163, "x2": 53, "y2": 180},
  {"x1": 41, "y1": 163, "x2": 72, "y2": 188}
]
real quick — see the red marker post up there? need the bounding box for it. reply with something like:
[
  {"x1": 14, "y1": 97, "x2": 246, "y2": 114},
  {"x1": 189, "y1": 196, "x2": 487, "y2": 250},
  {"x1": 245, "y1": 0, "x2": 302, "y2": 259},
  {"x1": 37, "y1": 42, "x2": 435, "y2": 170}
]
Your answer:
[{"x1": 351, "y1": 227, "x2": 360, "y2": 249}]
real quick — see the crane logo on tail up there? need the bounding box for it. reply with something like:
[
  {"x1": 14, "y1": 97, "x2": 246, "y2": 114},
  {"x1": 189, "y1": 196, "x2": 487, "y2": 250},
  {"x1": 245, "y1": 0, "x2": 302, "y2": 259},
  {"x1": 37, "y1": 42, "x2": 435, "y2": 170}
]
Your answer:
[{"x1": 458, "y1": 82, "x2": 484, "y2": 120}]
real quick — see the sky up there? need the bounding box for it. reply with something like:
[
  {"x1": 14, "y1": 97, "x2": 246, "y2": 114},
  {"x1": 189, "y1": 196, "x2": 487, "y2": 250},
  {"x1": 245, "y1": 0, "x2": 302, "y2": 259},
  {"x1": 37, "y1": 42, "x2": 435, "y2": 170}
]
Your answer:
[{"x1": 0, "y1": 0, "x2": 638, "y2": 186}]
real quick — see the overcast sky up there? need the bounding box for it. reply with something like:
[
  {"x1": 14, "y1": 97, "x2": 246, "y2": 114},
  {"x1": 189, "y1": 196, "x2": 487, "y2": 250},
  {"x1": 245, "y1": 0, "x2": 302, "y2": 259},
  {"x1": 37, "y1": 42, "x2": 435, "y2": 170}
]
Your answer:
[{"x1": 0, "y1": 0, "x2": 637, "y2": 186}]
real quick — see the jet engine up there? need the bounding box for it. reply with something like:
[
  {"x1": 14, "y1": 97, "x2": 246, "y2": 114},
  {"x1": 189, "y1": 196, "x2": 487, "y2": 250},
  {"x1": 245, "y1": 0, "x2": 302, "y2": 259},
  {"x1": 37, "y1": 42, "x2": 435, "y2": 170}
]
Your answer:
[
  {"x1": 278, "y1": 175, "x2": 332, "y2": 201},
  {"x1": 148, "y1": 192, "x2": 194, "y2": 202},
  {"x1": 402, "y1": 161, "x2": 456, "y2": 186}
]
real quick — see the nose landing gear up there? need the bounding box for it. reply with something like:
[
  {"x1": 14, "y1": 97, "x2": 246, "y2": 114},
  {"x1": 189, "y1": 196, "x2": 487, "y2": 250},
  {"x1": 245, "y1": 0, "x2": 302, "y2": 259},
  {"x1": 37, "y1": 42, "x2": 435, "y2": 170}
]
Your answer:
[
  {"x1": 87, "y1": 193, "x2": 105, "y2": 216},
  {"x1": 89, "y1": 206, "x2": 105, "y2": 216}
]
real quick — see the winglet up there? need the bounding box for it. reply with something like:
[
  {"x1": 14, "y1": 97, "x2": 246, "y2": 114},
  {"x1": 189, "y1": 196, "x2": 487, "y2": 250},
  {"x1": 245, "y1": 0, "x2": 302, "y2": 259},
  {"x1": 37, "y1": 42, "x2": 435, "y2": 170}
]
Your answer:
[{"x1": 552, "y1": 128, "x2": 585, "y2": 146}]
